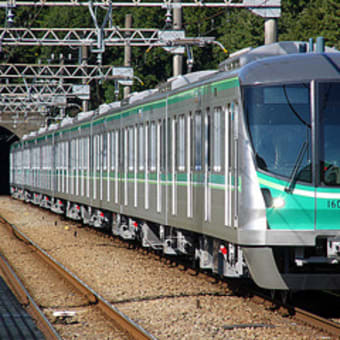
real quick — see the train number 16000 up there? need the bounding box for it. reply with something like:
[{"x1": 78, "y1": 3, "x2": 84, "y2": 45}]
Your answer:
[{"x1": 327, "y1": 200, "x2": 340, "y2": 209}]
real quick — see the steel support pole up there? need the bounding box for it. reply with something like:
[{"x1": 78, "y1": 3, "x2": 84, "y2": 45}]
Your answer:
[
  {"x1": 264, "y1": 18, "x2": 277, "y2": 45},
  {"x1": 124, "y1": 14, "x2": 132, "y2": 99},
  {"x1": 172, "y1": 0, "x2": 183, "y2": 76},
  {"x1": 81, "y1": 45, "x2": 89, "y2": 112}
]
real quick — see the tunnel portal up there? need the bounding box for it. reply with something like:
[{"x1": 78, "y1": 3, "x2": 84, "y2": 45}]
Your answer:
[{"x1": 0, "y1": 127, "x2": 19, "y2": 195}]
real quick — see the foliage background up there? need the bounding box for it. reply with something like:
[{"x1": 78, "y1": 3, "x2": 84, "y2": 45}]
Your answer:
[{"x1": 1, "y1": 0, "x2": 339, "y2": 110}]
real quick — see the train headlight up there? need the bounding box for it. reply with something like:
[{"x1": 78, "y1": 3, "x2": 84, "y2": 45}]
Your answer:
[{"x1": 273, "y1": 197, "x2": 285, "y2": 209}]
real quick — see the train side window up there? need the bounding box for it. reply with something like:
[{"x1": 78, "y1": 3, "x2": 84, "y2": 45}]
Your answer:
[
  {"x1": 103, "y1": 133, "x2": 108, "y2": 171},
  {"x1": 150, "y1": 121, "x2": 156, "y2": 172},
  {"x1": 177, "y1": 114, "x2": 185, "y2": 171},
  {"x1": 111, "y1": 131, "x2": 115, "y2": 170},
  {"x1": 194, "y1": 111, "x2": 202, "y2": 171},
  {"x1": 213, "y1": 107, "x2": 222, "y2": 172},
  {"x1": 96, "y1": 135, "x2": 100, "y2": 171},
  {"x1": 128, "y1": 127, "x2": 134, "y2": 171},
  {"x1": 71, "y1": 139, "x2": 76, "y2": 169},
  {"x1": 139, "y1": 124, "x2": 144, "y2": 171}
]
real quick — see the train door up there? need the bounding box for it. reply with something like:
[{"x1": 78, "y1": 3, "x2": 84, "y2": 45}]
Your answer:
[
  {"x1": 145, "y1": 122, "x2": 149, "y2": 210},
  {"x1": 106, "y1": 132, "x2": 111, "y2": 203},
  {"x1": 123, "y1": 127, "x2": 128, "y2": 207},
  {"x1": 127, "y1": 126, "x2": 134, "y2": 208},
  {"x1": 171, "y1": 117, "x2": 177, "y2": 216},
  {"x1": 187, "y1": 113, "x2": 193, "y2": 218},
  {"x1": 193, "y1": 111, "x2": 203, "y2": 222},
  {"x1": 210, "y1": 107, "x2": 225, "y2": 227},
  {"x1": 204, "y1": 109, "x2": 211, "y2": 222},
  {"x1": 93, "y1": 135, "x2": 98, "y2": 201},
  {"x1": 225, "y1": 102, "x2": 239, "y2": 228},
  {"x1": 113, "y1": 130, "x2": 119, "y2": 206},
  {"x1": 157, "y1": 119, "x2": 164, "y2": 213},
  {"x1": 149, "y1": 121, "x2": 157, "y2": 212}
]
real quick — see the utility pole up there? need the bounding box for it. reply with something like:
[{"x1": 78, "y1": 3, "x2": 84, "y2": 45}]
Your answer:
[
  {"x1": 124, "y1": 14, "x2": 132, "y2": 99},
  {"x1": 172, "y1": 0, "x2": 183, "y2": 76},
  {"x1": 81, "y1": 45, "x2": 89, "y2": 111},
  {"x1": 264, "y1": 18, "x2": 277, "y2": 45}
]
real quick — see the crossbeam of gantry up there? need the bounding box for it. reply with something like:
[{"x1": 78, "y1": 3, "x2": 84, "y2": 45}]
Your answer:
[
  {"x1": 0, "y1": 64, "x2": 132, "y2": 81},
  {"x1": 0, "y1": 83, "x2": 75, "y2": 97},
  {"x1": 0, "y1": 28, "x2": 219, "y2": 48},
  {"x1": 0, "y1": 101, "x2": 55, "y2": 113},
  {"x1": 0, "y1": 0, "x2": 280, "y2": 8},
  {"x1": 0, "y1": 28, "x2": 160, "y2": 47},
  {"x1": 1, "y1": 0, "x2": 281, "y2": 17}
]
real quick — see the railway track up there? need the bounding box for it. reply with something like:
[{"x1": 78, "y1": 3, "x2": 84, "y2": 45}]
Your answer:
[
  {"x1": 0, "y1": 197, "x2": 334, "y2": 339},
  {"x1": 294, "y1": 307, "x2": 340, "y2": 338},
  {"x1": 251, "y1": 290, "x2": 340, "y2": 338},
  {"x1": 0, "y1": 252, "x2": 61, "y2": 340},
  {"x1": 0, "y1": 215, "x2": 155, "y2": 340}
]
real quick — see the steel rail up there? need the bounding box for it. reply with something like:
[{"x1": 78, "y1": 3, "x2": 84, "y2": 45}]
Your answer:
[
  {"x1": 252, "y1": 291, "x2": 340, "y2": 338},
  {"x1": 294, "y1": 307, "x2": 340, "y2": 338},
  {"x1": 0, "y1": 252, "x2": 62, "y2": 340},
  {"x1": 0, "y1": 215, "x2": 156, "y2": 340}
]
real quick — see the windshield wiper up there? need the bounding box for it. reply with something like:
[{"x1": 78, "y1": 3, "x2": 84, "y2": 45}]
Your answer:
[{"x1": 285, "y1": 141, "x2": 309, "y2": 193}]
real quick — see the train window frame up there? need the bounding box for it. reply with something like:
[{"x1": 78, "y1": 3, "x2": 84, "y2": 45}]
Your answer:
[
  {"x1": 110, "y1": 131, "x2": 115, "y2": 171},
  {"x1": 128, "y1": 126, "x2": 134, "y2": 171},
  {"x1": 150, "y1": 121, "x2": 156, "y2": 172},
  {"x1": 194, "y1": 111, "x2": 203, "y2": 171},
  {"x1": 138, "y1": 124, "x2": 145, "y2": 171},
  {"x1": 213, "y1": 107, "x2": 222, "y2": 172},
  {"x1": 177, "y1": 114, "x2": 186, "y2": 172},
  {"x1": 94, "y1": 135, "x2": 100, "y2": 171},
  {"x1": 102, "y1": 133, "x2": 108, "y2": 171}
]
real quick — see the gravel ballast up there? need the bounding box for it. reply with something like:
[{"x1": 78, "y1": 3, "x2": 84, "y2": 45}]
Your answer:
[{"x1": 0, "y1": 196, "x2": 330, "y2": 339}]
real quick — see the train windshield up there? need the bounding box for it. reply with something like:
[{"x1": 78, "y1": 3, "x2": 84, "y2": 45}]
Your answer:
[
  {"x1": 244, "y1": 84, "x2": 312, "y2": 183},
  {"x1": 319, "y1": 82, "x2": 340, "y2": 186}
]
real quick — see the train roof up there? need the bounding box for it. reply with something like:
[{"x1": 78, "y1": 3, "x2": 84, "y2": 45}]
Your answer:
[
  {"x1": 17, "y1": 41, "x2": 340, "y2": 143},
  {"x1": 239, "y1": 52, "x2": 340, "y2": 85},
  {"x1": 219, "y1": 41, "x2": 339, "y2": 86}
]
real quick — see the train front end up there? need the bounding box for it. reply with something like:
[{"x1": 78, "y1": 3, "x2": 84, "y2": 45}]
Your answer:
[{"x1": 237, "y1": 48, "x2": 340, "y2": 290}]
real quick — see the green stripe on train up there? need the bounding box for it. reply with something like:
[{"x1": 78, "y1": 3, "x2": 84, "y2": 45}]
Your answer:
[{"x1": 258, "y1": 172, "x2": 340, "y2": 231}]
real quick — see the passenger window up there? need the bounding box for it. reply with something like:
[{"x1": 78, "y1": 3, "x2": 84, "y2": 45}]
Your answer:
[
  {"x1": 177, "y1": 115, "x2": 185, "y2": 171},
  {"x1": 139, "y1": 125, "x2": 144, "y2": 171},
  {"x1": 194, "y1": 111, "x2": 202, "y2": 171},
  {"x1": 128, "y1": 127, "x2": 134, "y2": 171},
  {"x1": 103, "y1": 134, "x2": 108, "y2": 170},
  {"x1": 213, "y1": 107, "x2": 222, "y2": 172},
  {"x1": 150, "y1": 122, "x2": 156, "y2": 172},
  {"x1": 111, "y1": 131, "x2": 117, "y2": 170}
]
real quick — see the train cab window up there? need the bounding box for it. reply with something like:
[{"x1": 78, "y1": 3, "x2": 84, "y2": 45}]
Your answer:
[
  {"x1": 213, "y1": 107, "x2": 222, "y2": 172},
  {"x1": 177, "y1": 114, "x2": 186, "y2": 171},
  {"x1": 150, "y1": 122, "x2": 156, "y2": 172},
  {"x1": 244, "y1": 84, "x2": 311, "y2": 182},
  {"x1": 194, "y1": 111, "x2": 202, "y2": 171},
  {"x1": 138, "y1": 125, "x2": 145, "y2": 171}
]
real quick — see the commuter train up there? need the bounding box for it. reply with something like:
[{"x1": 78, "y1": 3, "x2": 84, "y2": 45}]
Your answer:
[{"x1": 10, "y1": 41, "x2": 340, "y2": 291}]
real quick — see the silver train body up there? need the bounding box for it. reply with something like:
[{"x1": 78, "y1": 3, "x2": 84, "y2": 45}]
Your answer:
[{"x1": 10, "y1": 42, "x2": 340, "y2": 290}]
